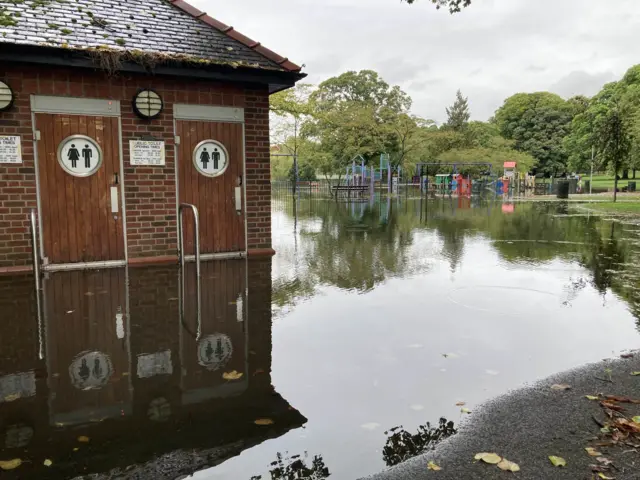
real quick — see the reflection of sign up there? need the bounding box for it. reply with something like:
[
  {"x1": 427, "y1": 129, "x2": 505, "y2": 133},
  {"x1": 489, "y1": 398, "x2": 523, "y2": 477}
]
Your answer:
[
  {"x1": 392, "y1": 176, "x2": 399, "y2": 194},
  {"x1": 57, "y1": 135, "x2": 102, "y2": 177},
  {"x1": 69, "y1": 351, "x2": 113, "y2": 390},
  {"x1": 0, "y1": 371, "x2": 35, "y2": 403},
  {"x1": 193, "y1": 140, "x2": 229, "y2": 177},
  {"x1": 505, "y1": 170, "x2": 515, "y2": 178},
  {"x1": 137, "y1": 350, "x2": 173, "y2": 379},
  {"x1": 197, "y1": 333, "x2": 232, "y2": 371},
  {"x1": 0, "y1": 136, "x2": 21, "y2": 164},
  {"x1": 130, "y1": 140, "x2": 165, "y2": 166}
]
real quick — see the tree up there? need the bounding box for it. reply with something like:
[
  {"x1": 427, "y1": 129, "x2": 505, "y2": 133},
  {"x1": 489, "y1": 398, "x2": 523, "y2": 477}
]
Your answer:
[
  {"x1": 445, "y1": 90, "x2": 470, "y2": 131},
  {"x1": 595, "y1": 103, "x2": 632, "y2": 202},
  {"x1": 494, "y1": 92, "x2": 573, "y2": 176},
  {"x1": 403, "y1": 0, "x2": 472, "y2": 12}
]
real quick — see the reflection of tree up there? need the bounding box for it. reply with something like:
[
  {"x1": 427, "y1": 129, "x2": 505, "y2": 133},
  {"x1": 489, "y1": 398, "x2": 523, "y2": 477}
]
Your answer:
[
  {"x1": 273, "y1": 196, "x2": 640, "y2": 329},
  {"x1": 251, "y1": 452, "x2": 330, "y2": 480},
  {"x1": 382, "y1": 418, "x2": 457, "y2": 467}
]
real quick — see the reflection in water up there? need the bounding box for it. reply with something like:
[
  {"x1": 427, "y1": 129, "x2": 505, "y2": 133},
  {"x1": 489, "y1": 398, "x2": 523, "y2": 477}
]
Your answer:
[
  {"x1": 3, "y1": 196, "x2": 640, "y2": 479},
  {"x1": 0, "y1": 259, "x2": 307, "y2": 479},
  {"x1": 383, "y1": 418, "x2": 457, "y2": 467},
  {"x1": 252, "y1": 451, "x2": 331, "y2": 480}
]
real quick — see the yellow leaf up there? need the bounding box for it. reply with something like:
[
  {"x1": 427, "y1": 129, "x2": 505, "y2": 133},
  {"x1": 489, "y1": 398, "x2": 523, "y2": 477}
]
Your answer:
[
  {"x1": 254, "y1": 418, "x2": 274, "y2": 426},
  {"x1": 585, "y1": 395, "x2": 599, "y2": 401},
  {"x1": 474, "y1": 453, "x2": 502, "y2": 464},
  {"x1": 632, "y1": 416, "x2": 640, "y2": 423},
  {"x1": 44, "y1": 459, "x2": 53, "y2": 467},
  {"x1": 77, "y1": 436, "x2": 90, "y2": 443},
  {"x1": 598, "y1": 474, "x2": 614, "y2": 480},
  {"x1": 549, "y1": 455, "x2": 566, "y2": 467},
  {"x1": 585, "y1": 447, "x2": 602, "y2": 456},
  {"x1": 427, "y1": 461, "x2": 442, "y2": 471},
  {"x1": 550, "y1": 384, "x2": 571, "y2": 391},
  {"x1": 630, "y1": 372, "x2": 640, "y2": 376},
  {"x1": 3, "y1": 393, "x2": 20, "y2": 402},
  {"x1": 73, "y1": 448, "x2": 79, "y2": 452},
  {"x1": 222, "y1": 370, "x2": 243, "y2": 381},
  {"x1": 0, "y1": 459, "x2": 22, "y2": 470},
  {"x1": 461, "y1": 407, "x2": 472, "y2": 414},
  {"x1": 497, "y1": 458, "x2": 520, "y2": 472}
]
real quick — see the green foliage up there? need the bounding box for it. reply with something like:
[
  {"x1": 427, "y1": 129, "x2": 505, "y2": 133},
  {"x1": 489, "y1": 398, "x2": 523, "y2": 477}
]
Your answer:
[
  {"x1": 445, "y1": 90, "x2": 470, "y2": 131},
  {"x1": 403, "y1": 0, "x2": 472, "y2": 13},
  {"x1": 495, "y1": 92, "x2": 573, "y2": 175}
]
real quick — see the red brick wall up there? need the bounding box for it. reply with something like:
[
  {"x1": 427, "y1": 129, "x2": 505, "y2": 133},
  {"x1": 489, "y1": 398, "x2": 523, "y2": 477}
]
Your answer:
[{"x1": 0, "y1": 63, "x2": 272, "y2": 267}]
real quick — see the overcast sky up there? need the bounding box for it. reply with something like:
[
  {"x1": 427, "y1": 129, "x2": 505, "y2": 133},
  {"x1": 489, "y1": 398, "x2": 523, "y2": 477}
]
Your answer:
[{"x1": 191, "y1": 0, "x2": 639, "y2": 123}]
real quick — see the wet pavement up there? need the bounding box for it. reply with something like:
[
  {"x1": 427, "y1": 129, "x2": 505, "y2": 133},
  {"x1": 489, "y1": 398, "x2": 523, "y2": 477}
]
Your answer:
[{"x1": 1, "y1": 196, "x2": 640, "y2": 479}]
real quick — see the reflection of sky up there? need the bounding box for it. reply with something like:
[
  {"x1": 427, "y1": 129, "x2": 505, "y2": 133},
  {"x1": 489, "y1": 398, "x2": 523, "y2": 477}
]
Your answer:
[{"x1": 208, "y1": 202, "x2": 640, "y2": 480}]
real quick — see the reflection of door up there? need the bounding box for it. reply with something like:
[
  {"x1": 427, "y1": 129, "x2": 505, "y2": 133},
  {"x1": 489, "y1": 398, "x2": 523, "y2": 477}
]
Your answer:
[
  {"x1": 44, "y1": 269, "x2": 130, "y2": 425},
  {"x1": 35, "y1": 113, "x2": 124, "y2": 265},
  {"x1": 176, "y1": 120, "x2": 245, "y2": 255},
  {"x1": 181, "y1": 260, "x2": 247, "y2": 403}
]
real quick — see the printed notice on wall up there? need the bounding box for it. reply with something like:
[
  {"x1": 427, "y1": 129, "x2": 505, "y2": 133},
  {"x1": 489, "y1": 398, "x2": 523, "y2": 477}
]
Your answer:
[
  {"x1": 0, "y1": 136, "x2": 22, "y2": 164},
  {"x1": 130, "y1": 140, "x2": 165, "y2": 166}
]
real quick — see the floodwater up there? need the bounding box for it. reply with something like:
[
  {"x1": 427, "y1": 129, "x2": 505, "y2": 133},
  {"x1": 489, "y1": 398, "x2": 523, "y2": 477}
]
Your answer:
[{"x1": 2, "y1": 196, "x2": 640, "y2": 479}]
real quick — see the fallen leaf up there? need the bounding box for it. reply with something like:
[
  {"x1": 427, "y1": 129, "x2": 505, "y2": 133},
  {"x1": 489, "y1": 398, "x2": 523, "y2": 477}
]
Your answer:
[
  {"x1": 497, "y1": 458, "x2": 520, "y2": 472},
  {"x1": 43, "y1": 459, "x2": 52, "y2": 467},
  {"x1": 585, "y1": 447, "x2": 602, "y2": 456},
  {"x1": 455, "y1": 402, "x2": 466, "y2": 406},
  {"x1": 632, "y1": 416, "x2": 640, "y2": 423},
  {"x1": 586, "y1": 395, "x2": 600, "y2": 401},
  {"x1": 77, "y1": 436, "x2": 90, "y2": 443},
  {"x1": 621, "y1": 353, "x2": 634, "y2": 359},
  {"x1": 597, "y1": 457, "x2": 613, "y2": 466},
  {"x1": 222, "y1": 371, "x2": 243, "y2": 381},
  {"x1": 427, "y1": 461, "x2": 442, "y2": 471},
  {"x1": 551, "y1": 384, "x2": 571, "y2": 391},
  {"x1": 474, "y1": 453, "x2": 502, "y2": 464},
  {"x1": 3, "y1": 394, "x2": 20, "y2": 402},
  {"x1": 598, "y1": 474, "x2": 615, "y2": 480},
  {"x1": 630, "y1": 372, "x2": 640, "y2": 376},
  {"x1": 254, "y1": 418, "x2": 274, "y2": 426},
  {"x1": 601, "y1": 401, "x2": 625, "y2": 412},
  {"x1": 461, "y1": 407, "x2": 472, "y2": 414},
  {"x1": 549, "y1": 455, "x2": 567, "y2": 467},
  {"x1": 0, "y1": 459, "x2": 22, "y2": 470},
  {"x1": 73, "y1": 448, "x2": 79, "y2": 452}
]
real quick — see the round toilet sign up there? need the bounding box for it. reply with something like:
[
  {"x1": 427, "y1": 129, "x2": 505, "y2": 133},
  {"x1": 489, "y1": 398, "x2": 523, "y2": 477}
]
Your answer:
[
  {"x1": 197, "y1": 333, "x2": 233, "y2": 371},
  {"x1": 193, "y1": 140, "x2": 229, "y2": 177},
  {"x1": 57, "y1": 135, "x2": 103, "y2": 177}
]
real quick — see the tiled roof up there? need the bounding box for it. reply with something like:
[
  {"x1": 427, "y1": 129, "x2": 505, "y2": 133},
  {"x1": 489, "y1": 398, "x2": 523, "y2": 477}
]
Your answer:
[{"x1": 0, "y1": 0, "x2": 301, "y2": 72}]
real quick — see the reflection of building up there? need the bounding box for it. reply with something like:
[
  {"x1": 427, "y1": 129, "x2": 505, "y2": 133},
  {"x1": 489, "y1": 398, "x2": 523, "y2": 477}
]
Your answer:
[{"x1": 0, "y1": 259, "x2": 306, "y2": 479}]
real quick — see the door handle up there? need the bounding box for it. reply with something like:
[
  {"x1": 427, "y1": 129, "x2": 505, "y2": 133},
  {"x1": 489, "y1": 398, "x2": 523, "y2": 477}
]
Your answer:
[
  {"x1": 110, "y1": 186, "x2": 119, "y2": 214},
  {"x1": 235, "y1": 186, "x2": 242, "y2": 214}
]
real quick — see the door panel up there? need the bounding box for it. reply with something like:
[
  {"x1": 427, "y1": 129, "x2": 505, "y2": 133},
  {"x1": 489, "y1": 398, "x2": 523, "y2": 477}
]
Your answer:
[
  {"x1": 177, "y1": 120, "x2": 245, "y2": 255},
  {"x1": 36, "y1": 113, "x2": 124, "y2": 264}
]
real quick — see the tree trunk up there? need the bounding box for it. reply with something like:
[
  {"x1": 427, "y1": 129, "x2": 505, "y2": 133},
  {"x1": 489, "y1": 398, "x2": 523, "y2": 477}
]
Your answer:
[
  {"x1": 613, "y1": 169, "x2": 619, "y2": 203},
  {"x1": 622, "y1": 169, "x2": 629, "y2": 180},
  {"x1": 633, "y1": 169, "x2": 637, "y2": 179}
]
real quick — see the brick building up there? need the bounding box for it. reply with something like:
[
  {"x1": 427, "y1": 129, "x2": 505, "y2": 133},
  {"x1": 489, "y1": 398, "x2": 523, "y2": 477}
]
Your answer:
[{"x1": 0, "y1": 0, "x2": 304, "y2": 272}]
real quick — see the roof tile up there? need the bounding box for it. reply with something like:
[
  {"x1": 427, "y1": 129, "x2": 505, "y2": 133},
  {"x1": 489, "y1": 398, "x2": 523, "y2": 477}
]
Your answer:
[{"x1": 0, "y1": 0, "x2": 301, "y2": 72}]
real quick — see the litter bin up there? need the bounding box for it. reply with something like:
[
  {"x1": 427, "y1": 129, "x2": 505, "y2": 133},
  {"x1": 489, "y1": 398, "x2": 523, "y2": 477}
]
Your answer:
[
  {"x1": 556, "y1": 180, "x2": 570, "y2": 199},
  {"x1": 629, "y1": 181, "x2": 637, "y2": 192}
]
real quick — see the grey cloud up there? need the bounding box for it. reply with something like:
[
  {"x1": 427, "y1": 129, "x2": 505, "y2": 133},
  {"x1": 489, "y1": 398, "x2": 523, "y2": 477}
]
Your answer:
[
  {"x1": 192, "y1": 0, "x2": 638, "y2": 122},
  {"x1": 549, "y1": 70, "x2": 617, "y2": 99}
]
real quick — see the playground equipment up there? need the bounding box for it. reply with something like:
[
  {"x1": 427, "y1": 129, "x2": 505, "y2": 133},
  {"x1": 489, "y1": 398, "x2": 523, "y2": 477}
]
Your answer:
[{"x1": 416, "y1": 162, "x2": 494, "y2": 196}]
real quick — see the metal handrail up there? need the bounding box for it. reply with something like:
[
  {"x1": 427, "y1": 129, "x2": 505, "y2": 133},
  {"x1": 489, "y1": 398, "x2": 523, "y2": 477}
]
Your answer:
[
  {"x1": 178, "y1": 203, "x2": 202, "y2": 340},
  {"x1": 29, "y1": 209, "x2": 44, "y2": 360}
]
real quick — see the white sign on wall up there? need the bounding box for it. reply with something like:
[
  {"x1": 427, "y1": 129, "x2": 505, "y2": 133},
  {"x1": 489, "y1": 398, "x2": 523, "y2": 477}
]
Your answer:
[
  {"x1": 0, "y1": 136, "x2": 22, "y2": 164},
  {"x1": 130, "y1": 140, "x2": 165, "y2": 166}
]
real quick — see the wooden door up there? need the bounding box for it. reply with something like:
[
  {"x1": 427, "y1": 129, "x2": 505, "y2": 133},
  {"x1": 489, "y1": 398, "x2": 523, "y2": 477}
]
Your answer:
[
  {"x1": 176, "y1": 120, "x2": 245, "y2": 255},
  {"x1": 35, "y1": 113, "x2": 124, "y2": 264}
]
